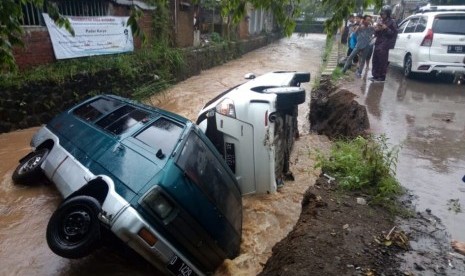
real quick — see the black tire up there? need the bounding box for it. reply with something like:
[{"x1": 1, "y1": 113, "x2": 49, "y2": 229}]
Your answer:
[
  {"x1": 12, "y1": 148, "x2": 49, "y2": 185},
  {"x1": 403, "y1": 55, "x2": 416, "y2": 79},
  {"x1": 46, "y1": 195, "x2": 101, "y2": 259},
  {"x1": 264, "y1": 87, "x2": 306, "y2": 109}
]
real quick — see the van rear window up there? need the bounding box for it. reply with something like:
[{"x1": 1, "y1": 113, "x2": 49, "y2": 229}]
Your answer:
[{"x1": 433, "y1": 15, "x2": 465, "y2": 35}]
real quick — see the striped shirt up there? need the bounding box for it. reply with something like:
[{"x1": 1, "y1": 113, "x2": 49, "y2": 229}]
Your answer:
[{"x1": 355, "y1": 25, "x2": 375, "y2": 49}]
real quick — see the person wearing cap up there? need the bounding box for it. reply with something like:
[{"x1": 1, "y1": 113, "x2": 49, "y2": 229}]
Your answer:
[{"x1": 370, "y1": 5, "x2": 398, "y2": 82}]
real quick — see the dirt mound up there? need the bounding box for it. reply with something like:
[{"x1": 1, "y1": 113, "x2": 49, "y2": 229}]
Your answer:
[
  {"x1": 259, "y1": 176, "x2": 404, "y2": 276},
  {"x1": 309, "y1": 80, "x2": 369, "y2": 139}
]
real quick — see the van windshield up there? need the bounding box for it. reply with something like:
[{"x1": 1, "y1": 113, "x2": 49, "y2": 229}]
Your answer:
[
  {"x1": 433, "y1": 15, "x2": 465, "y2": 35},
  {"x1": 176, "y1": 132, "x2": 241, "y2": 233}
]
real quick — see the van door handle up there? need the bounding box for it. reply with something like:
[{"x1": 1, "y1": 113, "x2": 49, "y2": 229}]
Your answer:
[
  {"x1": 241, "y1": 125, "x2": 243, "y2": 136},
  {"x1": 407, "y1": 34, "x2": 411, "y2": 39}
]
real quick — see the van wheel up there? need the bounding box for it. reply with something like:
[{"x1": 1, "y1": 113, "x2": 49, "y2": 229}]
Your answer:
[
  {"x1": 403, "y1": 55, "x2": 415, "y2": 79},
  {"x1": 46, "y1": 196, "x2": 101, "y2": 259},
  {"x1": 265, "y1": 87, "x2": 306, "y2": 109},
  {"x1": 12, "y1": 148, "x2": 49, "y2": 185}
]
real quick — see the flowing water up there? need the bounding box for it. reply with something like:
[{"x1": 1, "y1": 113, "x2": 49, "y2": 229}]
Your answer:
[{"x1": 0, "y1": 34, "x2": 326, "y2": 275}]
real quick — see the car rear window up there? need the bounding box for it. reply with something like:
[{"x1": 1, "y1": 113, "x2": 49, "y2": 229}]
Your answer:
[
  {"x1": 176, "y1": 132, "x2": 241, "y2": 233},
  {"x1": 433, "y1": 15, "x2": 465, "y2": 35},
  {"x1": 135, "y1": 118, "x2": 183, "y2": 155}
]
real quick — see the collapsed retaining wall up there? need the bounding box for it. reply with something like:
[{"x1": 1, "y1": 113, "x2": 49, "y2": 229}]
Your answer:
[{"x1": 0, "y1": 34, "x2": 280, "y2": 134}]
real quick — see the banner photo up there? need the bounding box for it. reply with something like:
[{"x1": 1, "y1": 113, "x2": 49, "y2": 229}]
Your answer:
[{"x1": 43, "y1": 13, "x2": 134, "y2": 60}]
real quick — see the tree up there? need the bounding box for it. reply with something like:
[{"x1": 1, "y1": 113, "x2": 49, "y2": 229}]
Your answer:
[
  {"x1": 194, "y1": 0, "x2": 302, "y2": 38},
  {"x1": 321, "y1": 0, "x2": 382, "y2": 36},
  {"x1": 0, "y1": 0, "x2": 73, "y2": 72}
]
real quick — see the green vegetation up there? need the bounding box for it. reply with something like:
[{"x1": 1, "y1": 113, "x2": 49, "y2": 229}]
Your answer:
[
  {"x1": 315, "y1": 135, "x2": 403, "y2": 206},
  {"x1": 0, "y1": 45, "x2": 183, "y2": 94},
  {"x1": 331, "y1": 67, "x2": 345, "y2": 81}
]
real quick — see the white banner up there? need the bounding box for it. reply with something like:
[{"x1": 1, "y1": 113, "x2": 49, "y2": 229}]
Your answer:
[{"x1": 43, "y1": 13, "x2": 134, "y2": 60}]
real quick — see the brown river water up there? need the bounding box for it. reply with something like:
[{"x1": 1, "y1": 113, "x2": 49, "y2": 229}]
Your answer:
[{"x1": 0, "y1": 34, "x2": 326, "y2": 275}]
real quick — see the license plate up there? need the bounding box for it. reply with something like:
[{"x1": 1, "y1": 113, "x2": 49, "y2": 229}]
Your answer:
[
  {"x1": 447, "y1": 45, "x2": 464, "y2": 53},
  {"x1": 225, "y1": 142, "x2": 236, "y2": 173},
  {"x1": 167, "y1": 255, "x2": 198, "y2": 276}
]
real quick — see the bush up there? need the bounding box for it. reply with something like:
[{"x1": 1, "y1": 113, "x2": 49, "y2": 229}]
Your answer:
[{"x1": 315, "y1": 135, "x2": 402, "y2": 204}]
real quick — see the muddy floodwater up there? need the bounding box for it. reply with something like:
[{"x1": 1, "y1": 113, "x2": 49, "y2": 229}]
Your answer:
[{"x1": 0, "y1": 34, "x2": 326, "y2": 275}]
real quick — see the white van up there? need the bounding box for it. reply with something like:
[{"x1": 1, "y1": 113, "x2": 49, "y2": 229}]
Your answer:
[{"x1": 196, "y1": 71, "x2": 310, "y2": 195}]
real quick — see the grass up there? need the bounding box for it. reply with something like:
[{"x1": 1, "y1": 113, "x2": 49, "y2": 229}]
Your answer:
[
  {"x1": 0, "y1": 43, "x2": 185, "y2": 93},
  {"x1": 315, "y1": 135, "x2": 403, "y2": 208}
]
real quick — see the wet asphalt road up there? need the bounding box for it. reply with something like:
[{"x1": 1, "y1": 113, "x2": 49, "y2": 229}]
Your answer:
[{"x1": 346, "y1": 67, "x2": 465, "y2": 243}]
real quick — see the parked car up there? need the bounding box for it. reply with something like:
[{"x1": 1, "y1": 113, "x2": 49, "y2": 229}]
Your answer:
[
  {"x1": 196, "y1": 71, "x2": 310, "y2": 195},
  {"x1": 388, "y1": 5, "x2": 465, "y2": 78},
  {"x1": 13, "y1": 95, "x2": 242, "y2": 276}
]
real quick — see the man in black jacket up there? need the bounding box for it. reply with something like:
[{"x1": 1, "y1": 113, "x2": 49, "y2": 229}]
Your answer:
[{"x1": 370, "y1": 5, "x2": 398, "y2": 82}]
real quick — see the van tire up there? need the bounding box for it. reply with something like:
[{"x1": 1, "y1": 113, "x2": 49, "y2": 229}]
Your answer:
[
  {"x1": 265, "y1": 87, "x2": 306, "y2": 109},
  {"x1": 12, "y1": 148, "x2": 49, "y2": 185},
  {"x1": 46, "y1": 195, "x2": 101, "y2": 259}
]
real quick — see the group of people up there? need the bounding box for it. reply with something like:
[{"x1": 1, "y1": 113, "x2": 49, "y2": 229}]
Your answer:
[{"x1": 341, "y1": 5, "x2": 398, "y2": 82}]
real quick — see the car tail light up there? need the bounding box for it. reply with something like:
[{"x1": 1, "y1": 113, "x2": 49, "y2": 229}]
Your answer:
[
  {"x1": 421, "y1": 29, "x2": 434, "y2": 47},
  {"x1": 138, "y1": 227, "x2": 157, "y2": 246},
  {"x1": 216, "y1": 98, "x2": 236, "y2": 118}
]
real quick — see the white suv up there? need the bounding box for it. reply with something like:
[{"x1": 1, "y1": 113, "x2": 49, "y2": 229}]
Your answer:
[{"x1": 389, "y1": 5, "x2": 465, "y2": 78}]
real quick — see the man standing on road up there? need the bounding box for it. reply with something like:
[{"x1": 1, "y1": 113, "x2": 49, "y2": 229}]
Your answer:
[
  {"x1": 342, "y1": 15, "x2": 375, "y2": 78},
  {"x1": 370, "y1": 5, "x2": 398, "y2": 82}
]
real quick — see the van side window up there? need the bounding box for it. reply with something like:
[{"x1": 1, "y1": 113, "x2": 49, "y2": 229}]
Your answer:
[
  {"x1": 397, "y1": 20, "x2": 408, "y2": 33},
  {"x1": 73, "y1": 98, "x2": 123, "y2": 122},
  {"x1": 404, "y1": 18, "x2": 418, "y2": 33},
  {"x1": 95, "y1": 105, "x2": 149, "y2": 135},
  {"x1": 135, "y1": 118, "x2": 183, "y2": 155},
  {"x1": 415, "y1": 17, "x2": 427, "y2": 33}
]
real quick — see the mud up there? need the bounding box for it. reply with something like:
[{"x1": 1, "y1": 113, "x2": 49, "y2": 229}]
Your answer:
[
  {"x1": 260, "y1": 176, "x2": 403, "y2": 276},
  {"x1": 309, "y1": 79, "x2": 370, "y2": 139}
]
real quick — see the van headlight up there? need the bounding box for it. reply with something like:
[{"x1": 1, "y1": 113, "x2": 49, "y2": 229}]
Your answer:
[
  {"x1": 216, "y1": 98, "x2": 236, "y2": 118},
  {"x1": 142, "y1": 187, "x2": 174, "y2": 220}
]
